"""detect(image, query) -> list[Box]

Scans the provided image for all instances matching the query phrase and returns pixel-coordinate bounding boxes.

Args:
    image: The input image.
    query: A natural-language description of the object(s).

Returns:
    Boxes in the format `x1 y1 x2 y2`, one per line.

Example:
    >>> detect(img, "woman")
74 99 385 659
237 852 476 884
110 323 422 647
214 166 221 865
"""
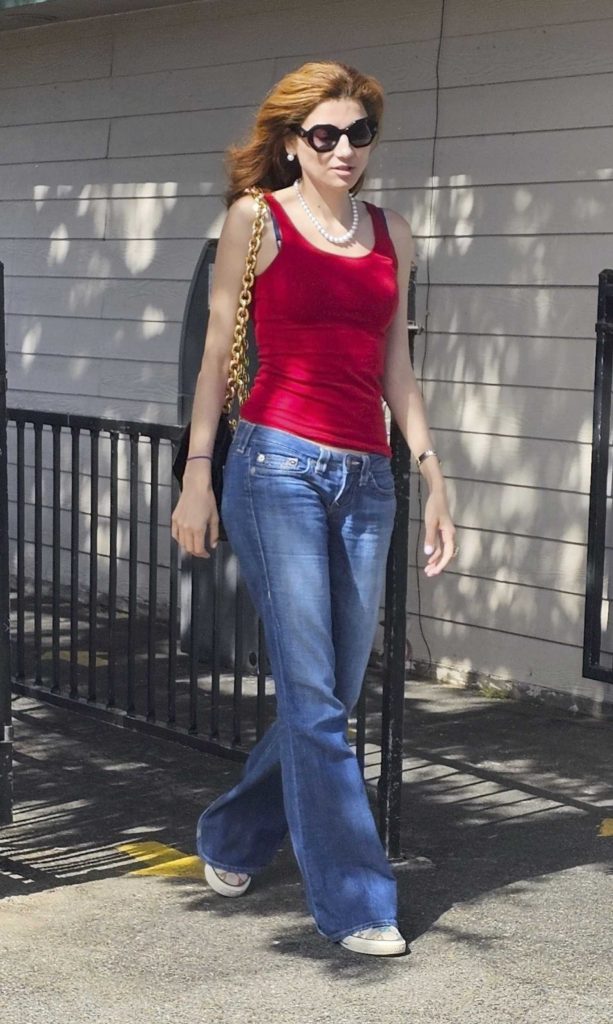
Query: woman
171 61 456 957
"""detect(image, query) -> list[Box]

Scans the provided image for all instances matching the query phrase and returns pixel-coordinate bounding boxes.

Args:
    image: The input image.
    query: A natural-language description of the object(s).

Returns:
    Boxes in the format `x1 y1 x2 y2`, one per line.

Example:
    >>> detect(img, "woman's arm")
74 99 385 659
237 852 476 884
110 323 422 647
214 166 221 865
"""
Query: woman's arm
381 208 456 576
171 194 262 558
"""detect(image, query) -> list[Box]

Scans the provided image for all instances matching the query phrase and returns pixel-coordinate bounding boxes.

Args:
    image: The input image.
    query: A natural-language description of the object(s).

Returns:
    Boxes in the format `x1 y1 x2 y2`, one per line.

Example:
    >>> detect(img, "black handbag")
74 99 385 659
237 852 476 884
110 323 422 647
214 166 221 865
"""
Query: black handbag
172 187 267 538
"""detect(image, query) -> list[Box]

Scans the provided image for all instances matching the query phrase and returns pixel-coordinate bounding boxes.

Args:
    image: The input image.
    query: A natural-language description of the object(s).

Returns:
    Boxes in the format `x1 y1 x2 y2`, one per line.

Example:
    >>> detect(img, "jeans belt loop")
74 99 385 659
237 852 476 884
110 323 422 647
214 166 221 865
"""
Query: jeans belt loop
359 454 371 485
315 447 330 474
235 419 256 453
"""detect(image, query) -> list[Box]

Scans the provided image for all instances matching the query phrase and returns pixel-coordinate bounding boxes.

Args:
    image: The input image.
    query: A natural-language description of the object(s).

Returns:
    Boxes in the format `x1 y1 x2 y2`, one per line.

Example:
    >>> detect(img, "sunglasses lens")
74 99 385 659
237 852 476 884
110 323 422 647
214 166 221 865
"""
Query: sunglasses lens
349 120 376 147
310 126 339 152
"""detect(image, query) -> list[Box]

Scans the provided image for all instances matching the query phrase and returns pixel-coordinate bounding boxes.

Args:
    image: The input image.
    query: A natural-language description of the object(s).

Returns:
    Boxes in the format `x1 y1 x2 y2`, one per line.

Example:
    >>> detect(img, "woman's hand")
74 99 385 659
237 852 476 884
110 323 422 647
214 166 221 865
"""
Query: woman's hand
171 470 220 558
422 490 457 577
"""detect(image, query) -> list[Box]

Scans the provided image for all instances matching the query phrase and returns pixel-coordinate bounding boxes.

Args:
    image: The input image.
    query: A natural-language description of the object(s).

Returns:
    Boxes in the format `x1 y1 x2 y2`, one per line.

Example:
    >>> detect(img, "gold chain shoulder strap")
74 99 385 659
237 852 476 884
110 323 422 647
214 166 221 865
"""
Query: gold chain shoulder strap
223 186 267 424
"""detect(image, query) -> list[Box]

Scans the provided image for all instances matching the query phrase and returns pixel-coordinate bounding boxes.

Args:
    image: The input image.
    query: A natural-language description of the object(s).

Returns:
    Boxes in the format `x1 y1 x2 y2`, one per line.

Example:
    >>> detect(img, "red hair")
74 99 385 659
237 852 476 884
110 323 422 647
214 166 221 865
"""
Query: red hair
224 61 384 207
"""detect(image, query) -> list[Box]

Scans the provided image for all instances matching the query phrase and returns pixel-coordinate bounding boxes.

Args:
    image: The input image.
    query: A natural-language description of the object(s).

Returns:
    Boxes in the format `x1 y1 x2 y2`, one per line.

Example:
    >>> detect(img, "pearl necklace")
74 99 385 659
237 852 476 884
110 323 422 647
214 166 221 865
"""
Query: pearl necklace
293 178 359 245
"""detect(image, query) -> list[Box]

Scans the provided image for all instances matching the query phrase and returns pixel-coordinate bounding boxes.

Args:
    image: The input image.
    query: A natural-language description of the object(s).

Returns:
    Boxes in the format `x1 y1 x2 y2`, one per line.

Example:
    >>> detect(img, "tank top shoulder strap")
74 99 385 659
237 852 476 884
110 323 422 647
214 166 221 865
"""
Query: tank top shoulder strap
263 192 295 238
363 200 398 267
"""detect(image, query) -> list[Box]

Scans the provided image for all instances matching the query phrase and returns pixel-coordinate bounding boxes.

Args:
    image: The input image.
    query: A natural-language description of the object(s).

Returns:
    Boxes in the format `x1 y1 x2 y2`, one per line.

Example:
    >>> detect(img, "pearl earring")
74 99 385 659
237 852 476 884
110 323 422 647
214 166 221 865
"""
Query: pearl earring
286 153 295 162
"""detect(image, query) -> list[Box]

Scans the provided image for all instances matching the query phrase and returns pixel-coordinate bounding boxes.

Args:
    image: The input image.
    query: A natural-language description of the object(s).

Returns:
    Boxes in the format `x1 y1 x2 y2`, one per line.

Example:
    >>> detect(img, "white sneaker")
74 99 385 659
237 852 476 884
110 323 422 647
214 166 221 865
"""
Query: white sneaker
340 925 407 956
204 862 252 897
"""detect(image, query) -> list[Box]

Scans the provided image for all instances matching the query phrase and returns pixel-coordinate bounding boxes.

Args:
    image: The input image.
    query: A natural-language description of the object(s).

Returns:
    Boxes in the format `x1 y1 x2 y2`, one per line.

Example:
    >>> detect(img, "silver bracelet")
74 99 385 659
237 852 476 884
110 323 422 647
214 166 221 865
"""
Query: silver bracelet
416 448 440 468
186 454 213 462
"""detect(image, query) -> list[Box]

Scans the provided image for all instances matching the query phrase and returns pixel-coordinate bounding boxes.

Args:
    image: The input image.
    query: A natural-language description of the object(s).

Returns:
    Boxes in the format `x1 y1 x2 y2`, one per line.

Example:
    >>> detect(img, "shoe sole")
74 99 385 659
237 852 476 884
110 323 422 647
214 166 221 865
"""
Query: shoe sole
340 934 407 956
204 862 251 897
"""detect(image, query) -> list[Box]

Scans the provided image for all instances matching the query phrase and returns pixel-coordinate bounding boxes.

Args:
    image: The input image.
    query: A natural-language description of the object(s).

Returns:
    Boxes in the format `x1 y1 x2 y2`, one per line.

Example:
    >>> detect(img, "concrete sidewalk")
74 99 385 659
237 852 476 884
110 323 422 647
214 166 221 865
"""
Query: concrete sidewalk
0 681 612 1024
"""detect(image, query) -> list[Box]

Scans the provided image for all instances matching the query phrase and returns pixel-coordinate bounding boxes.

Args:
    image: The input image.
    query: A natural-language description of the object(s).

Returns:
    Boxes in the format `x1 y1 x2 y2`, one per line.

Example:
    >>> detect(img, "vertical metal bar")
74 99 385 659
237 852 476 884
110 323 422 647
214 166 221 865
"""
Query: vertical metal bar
16 420 24 679
70 426 80 698
0 261 13 824
33 422 43 684
107 431 118 708
377 268 417 858
210 553 221 739
256 618 267 741
146 437 159 722
355 688 366 772
88 429 99 702
51 425 61 693
167 469 179 727
583 268 613 675
188 557 199 733
127 432 138 715
232 568 244 746
378 420 411 859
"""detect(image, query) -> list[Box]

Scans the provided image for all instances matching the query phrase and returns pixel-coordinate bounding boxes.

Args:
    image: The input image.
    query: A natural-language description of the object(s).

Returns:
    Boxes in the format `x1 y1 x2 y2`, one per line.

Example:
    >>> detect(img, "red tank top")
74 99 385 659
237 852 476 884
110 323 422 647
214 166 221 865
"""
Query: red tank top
239 191 399 456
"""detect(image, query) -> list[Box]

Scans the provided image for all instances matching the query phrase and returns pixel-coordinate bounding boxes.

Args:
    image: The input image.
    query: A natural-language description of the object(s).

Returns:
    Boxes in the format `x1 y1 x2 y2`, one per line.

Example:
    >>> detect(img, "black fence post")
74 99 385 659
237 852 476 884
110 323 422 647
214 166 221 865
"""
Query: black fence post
0 262 13 825
583 269 613 682
378 265 419 859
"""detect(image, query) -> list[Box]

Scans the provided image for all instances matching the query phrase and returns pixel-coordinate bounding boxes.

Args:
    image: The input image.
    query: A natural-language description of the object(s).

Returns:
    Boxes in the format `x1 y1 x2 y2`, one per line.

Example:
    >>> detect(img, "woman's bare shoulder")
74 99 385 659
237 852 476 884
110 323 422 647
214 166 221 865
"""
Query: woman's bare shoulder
378 206 413 242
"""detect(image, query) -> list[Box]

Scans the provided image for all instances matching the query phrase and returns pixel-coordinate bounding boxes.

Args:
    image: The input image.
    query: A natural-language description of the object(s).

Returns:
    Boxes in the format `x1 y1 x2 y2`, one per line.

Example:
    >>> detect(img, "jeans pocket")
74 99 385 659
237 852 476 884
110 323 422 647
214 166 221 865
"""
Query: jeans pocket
368 467 396 498
250 449 312 476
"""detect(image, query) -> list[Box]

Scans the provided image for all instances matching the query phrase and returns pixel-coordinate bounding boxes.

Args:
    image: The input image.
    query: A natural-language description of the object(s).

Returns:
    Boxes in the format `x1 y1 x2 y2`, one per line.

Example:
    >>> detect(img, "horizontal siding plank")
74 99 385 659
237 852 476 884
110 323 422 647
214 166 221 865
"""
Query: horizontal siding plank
0 153 224 202
430 128 613 187
1 195 223 242
0 120 109 167
415 334 595 391
366 181 613 239
438 73 613 137
1 198 108 241
408 527 587 595
0 59 275 127
419 429 591 493
6 390 176 422
439 19 613 88
105 194 223 240
425 236 613 288
109 106 256 160
407 572 585 647
6 353 177 404
111 0 441 77
0 23 112 88
408 619 596 702
277 38 440 93
6 315 183 364
421 380 594 444
445 0 613 35
2 238 204 280
5 277 189 323
416 284 596 338
408 476 590 544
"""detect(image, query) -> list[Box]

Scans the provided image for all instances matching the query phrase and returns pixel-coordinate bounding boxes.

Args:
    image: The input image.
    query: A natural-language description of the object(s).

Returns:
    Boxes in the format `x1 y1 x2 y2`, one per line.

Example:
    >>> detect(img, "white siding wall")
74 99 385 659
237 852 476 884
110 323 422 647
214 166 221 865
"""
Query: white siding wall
1 0 612 706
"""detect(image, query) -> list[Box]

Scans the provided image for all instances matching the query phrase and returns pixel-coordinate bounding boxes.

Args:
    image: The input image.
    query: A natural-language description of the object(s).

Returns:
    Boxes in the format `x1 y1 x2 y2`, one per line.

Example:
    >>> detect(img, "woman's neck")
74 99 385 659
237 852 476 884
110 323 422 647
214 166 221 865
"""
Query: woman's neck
295 176 354 226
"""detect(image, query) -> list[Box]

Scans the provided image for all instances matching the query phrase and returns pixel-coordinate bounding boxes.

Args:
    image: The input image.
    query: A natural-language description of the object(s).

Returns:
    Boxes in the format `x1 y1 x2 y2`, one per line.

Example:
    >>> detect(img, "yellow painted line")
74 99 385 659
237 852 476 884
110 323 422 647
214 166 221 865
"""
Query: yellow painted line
41 650 108 667
598 818 613 837
117 841 204 879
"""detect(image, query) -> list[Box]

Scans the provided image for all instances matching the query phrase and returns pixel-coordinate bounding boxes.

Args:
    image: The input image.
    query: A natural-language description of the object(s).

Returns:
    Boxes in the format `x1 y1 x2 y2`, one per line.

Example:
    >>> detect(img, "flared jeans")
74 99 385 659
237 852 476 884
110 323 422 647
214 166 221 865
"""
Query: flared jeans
196 419 398 941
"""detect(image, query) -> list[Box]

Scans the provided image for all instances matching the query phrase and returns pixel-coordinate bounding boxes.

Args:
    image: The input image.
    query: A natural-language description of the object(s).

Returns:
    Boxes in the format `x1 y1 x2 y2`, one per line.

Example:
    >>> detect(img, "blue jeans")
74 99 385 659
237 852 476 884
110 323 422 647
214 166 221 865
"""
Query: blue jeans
196 419 398 941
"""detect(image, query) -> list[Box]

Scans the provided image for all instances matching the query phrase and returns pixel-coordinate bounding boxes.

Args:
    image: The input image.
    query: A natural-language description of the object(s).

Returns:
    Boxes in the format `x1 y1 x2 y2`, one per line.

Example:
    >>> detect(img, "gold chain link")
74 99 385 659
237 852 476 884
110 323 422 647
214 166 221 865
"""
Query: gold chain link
223 187 267 426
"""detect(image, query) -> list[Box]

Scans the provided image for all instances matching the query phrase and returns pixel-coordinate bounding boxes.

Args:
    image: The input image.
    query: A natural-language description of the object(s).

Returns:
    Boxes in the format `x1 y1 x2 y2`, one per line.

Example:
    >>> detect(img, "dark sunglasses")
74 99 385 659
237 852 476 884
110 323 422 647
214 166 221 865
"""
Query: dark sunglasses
291 116 378 153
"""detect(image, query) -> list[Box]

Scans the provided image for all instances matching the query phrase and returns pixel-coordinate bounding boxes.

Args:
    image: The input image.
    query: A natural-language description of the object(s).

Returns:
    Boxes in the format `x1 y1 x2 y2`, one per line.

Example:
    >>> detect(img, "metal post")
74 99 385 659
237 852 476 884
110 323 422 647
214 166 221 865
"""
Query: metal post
378 264 419 858
0 262 13 824
583 269 613 681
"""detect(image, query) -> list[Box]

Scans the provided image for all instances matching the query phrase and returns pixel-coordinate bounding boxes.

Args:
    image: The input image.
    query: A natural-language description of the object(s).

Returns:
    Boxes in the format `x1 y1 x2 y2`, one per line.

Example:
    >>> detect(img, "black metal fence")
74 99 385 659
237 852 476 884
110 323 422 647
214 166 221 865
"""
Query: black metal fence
584 268 613 683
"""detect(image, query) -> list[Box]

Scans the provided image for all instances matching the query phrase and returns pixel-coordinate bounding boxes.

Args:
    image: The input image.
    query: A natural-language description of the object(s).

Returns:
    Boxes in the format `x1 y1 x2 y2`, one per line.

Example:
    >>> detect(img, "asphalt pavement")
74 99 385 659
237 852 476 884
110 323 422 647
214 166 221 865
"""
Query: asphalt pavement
1 680 612 1024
